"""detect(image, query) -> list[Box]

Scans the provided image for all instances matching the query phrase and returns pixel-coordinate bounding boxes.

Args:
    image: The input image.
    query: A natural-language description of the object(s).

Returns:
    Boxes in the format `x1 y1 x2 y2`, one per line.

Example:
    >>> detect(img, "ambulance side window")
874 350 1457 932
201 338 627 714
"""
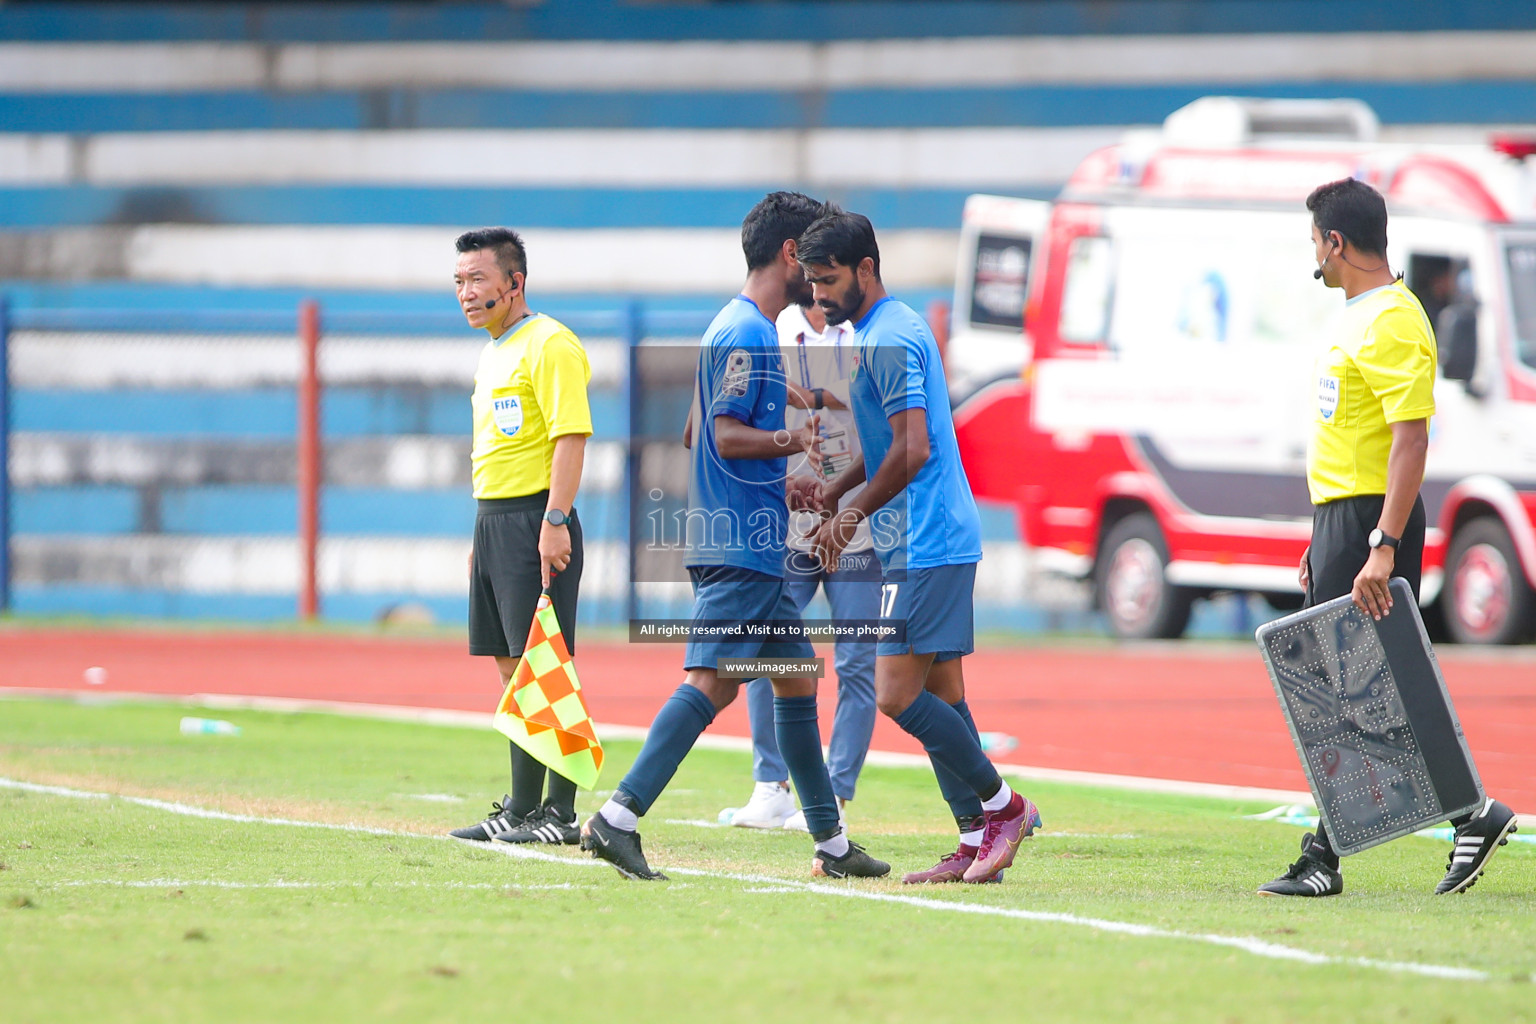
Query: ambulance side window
1506 242 1536 371
1405 253 1469 331
969 233 1032 330
1059 235 1114 344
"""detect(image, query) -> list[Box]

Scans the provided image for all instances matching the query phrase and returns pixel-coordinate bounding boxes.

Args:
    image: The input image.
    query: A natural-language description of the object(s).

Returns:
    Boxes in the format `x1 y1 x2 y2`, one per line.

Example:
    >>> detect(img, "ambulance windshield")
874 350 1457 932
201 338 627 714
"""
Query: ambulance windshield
1508 241 1536 371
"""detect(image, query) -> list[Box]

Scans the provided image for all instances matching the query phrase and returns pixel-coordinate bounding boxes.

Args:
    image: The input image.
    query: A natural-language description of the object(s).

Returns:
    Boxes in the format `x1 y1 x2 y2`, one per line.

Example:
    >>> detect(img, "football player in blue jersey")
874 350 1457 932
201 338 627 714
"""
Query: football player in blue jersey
799 208 1041 884
581 193 890 881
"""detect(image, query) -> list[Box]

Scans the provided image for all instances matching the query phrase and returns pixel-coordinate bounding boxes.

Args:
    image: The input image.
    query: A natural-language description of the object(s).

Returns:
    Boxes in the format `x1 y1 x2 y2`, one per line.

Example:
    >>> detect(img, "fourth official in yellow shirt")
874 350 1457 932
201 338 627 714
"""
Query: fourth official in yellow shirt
1258 178 1516 901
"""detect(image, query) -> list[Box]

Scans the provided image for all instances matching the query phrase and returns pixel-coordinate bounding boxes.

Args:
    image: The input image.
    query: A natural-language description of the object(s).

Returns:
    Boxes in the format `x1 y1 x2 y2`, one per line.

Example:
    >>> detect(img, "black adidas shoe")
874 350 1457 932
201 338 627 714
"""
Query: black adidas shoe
1257 833 1342 897
580 813 667 881
811 840 891 879
1436 798 1517 895
494 804 580 846
449 795 526 842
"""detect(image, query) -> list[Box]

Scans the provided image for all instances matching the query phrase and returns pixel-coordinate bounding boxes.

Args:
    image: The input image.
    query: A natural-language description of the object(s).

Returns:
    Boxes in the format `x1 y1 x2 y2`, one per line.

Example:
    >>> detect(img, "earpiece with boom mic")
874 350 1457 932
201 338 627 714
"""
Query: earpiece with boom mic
483 277 520 310
1314 234 1339 280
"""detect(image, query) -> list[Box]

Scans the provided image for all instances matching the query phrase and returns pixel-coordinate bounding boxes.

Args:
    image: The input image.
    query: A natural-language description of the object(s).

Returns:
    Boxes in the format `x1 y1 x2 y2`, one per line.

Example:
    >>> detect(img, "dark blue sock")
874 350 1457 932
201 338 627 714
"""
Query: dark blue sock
930 699 986 824
614 684 716 817
893 690 1001 802
773 694 840 840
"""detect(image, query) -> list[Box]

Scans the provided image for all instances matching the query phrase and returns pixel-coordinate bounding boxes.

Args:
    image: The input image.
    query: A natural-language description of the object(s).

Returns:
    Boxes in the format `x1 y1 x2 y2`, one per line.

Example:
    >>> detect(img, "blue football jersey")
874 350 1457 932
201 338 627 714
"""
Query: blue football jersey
848 296 982 572
685 295 791 576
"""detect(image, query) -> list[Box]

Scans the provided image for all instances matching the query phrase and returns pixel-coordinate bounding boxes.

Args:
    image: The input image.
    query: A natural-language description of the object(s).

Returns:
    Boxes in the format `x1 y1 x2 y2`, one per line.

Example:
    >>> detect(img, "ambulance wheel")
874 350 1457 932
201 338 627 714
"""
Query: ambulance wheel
1096 513 1193 640
1444 517 1536 645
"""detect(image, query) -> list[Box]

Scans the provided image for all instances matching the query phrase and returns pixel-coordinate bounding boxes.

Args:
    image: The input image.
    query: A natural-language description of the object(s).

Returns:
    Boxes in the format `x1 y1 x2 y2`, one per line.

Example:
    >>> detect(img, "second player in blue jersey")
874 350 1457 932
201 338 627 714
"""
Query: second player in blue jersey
798 208 1042 885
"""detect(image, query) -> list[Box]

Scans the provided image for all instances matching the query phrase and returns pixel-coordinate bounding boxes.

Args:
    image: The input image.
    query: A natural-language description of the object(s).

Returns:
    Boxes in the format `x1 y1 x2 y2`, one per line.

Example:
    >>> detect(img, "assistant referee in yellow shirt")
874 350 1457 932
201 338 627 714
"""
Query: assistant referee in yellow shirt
448 227 593 846
1258 179 1515 898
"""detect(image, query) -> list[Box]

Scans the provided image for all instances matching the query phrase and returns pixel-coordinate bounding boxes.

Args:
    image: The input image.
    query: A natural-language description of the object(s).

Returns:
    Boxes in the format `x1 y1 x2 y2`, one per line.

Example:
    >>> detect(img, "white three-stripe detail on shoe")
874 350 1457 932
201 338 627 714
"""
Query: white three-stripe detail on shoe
1303 873 1328 894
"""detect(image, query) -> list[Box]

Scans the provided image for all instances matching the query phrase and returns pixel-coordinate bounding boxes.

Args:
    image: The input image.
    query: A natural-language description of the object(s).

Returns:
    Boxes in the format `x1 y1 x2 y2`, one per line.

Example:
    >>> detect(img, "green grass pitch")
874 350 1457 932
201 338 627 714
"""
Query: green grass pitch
2 695 1534 1023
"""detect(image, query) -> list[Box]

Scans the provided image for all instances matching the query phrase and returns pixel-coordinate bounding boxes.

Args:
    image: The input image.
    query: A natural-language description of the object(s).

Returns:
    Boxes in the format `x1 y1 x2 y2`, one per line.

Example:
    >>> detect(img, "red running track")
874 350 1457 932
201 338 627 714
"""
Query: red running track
3 628 1534 810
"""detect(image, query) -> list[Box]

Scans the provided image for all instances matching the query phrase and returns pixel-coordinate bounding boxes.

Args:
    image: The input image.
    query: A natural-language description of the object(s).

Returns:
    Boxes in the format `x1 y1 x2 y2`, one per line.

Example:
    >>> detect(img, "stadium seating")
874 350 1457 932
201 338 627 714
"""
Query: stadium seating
3 0 1533 627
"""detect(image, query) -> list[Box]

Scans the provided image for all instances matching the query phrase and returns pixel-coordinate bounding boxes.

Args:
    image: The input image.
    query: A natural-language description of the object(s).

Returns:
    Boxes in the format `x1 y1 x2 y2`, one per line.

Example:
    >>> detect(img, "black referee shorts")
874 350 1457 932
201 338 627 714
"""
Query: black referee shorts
469 491 583 658
1304 493 1426 609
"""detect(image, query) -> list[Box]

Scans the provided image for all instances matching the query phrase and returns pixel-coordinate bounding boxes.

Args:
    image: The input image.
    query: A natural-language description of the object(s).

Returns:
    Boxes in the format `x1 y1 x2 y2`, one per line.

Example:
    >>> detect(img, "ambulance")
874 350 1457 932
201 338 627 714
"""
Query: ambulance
951 97 1536 644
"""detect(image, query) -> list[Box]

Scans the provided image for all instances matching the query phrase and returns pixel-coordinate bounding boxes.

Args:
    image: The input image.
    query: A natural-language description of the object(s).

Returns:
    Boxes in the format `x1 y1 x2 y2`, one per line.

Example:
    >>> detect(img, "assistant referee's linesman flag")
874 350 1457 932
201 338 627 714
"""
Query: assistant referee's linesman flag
492 595 604 790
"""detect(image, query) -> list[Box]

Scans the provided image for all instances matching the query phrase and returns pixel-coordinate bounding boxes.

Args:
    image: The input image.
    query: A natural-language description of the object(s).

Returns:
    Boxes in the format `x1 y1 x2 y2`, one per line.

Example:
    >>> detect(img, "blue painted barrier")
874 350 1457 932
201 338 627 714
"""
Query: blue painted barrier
3 81 1533 132
11 388 627 438
3 1 1528 43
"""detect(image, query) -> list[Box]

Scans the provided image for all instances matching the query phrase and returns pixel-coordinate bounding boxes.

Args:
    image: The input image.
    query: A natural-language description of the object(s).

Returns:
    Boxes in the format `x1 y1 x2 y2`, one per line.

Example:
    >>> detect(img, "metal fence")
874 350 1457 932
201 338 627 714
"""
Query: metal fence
4 299 1243 637
0 300 705 630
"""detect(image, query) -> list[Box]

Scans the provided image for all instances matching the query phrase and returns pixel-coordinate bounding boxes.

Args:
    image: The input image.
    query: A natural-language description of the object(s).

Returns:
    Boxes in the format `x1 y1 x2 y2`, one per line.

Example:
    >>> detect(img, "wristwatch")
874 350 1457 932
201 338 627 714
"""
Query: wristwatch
1368 528 1399 551
544 508 570 527
811 387 825 410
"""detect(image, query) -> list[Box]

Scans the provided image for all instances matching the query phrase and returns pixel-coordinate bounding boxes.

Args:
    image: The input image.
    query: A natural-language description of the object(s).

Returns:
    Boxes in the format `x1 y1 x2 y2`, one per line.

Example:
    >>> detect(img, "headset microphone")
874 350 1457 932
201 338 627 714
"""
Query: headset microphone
483 279 518 310
1313 247 1335 281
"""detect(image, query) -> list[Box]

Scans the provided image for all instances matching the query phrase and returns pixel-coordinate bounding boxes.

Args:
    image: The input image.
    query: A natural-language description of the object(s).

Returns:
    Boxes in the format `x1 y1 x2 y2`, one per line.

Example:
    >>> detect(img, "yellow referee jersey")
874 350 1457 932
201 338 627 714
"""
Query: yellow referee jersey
470 314 593 499
1307 279 1437 505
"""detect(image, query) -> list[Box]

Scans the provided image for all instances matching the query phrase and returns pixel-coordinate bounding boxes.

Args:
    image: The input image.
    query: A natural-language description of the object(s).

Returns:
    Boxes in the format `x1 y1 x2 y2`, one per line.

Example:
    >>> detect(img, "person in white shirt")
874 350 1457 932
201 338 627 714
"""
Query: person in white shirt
722 301 881 830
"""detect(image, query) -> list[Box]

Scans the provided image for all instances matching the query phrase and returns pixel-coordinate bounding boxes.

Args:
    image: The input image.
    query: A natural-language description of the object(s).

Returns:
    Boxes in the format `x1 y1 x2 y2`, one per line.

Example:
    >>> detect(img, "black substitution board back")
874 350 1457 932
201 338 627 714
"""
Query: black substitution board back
1255 578 1483 856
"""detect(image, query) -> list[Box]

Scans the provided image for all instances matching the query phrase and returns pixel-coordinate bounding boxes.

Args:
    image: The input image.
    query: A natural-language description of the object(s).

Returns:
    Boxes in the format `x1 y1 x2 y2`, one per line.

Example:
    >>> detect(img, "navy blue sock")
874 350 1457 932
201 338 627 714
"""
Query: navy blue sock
893 690 1002 802
614 684 717 817
930 699 986 825
773 694 840 839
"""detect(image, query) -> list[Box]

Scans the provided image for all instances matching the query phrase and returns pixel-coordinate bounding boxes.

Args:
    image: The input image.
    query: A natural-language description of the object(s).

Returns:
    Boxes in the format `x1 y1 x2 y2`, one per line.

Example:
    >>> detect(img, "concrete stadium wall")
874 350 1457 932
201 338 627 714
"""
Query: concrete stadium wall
2 25 1533 290
1 1 1531 634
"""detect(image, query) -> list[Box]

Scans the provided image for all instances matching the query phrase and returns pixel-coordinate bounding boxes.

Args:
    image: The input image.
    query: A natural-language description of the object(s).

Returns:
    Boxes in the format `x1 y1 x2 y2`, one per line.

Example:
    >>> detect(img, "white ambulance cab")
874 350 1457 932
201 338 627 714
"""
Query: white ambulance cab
952 97 1536 644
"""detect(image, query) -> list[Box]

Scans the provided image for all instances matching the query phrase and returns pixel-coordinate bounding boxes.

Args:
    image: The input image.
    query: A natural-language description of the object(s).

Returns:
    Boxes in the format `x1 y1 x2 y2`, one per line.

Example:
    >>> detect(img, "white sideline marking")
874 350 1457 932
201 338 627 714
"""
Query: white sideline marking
1 776 1498 983
45 879 577 891
1246 804 1536 847
0 688 1317 805
0 777 403 834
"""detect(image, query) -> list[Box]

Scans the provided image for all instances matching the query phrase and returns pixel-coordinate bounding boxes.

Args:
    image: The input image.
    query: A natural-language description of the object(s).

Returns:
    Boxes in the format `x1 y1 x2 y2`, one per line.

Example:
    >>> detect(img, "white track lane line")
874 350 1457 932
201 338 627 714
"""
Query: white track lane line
1 776 1497 983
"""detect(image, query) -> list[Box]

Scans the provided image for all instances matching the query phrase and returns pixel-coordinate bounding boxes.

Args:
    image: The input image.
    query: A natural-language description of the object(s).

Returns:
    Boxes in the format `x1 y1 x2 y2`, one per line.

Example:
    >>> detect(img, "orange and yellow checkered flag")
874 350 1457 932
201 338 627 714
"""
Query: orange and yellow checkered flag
492 594 604 790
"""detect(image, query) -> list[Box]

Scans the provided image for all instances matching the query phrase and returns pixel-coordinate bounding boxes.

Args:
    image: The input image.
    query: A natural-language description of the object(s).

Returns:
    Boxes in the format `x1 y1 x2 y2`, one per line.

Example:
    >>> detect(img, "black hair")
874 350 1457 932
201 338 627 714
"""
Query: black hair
741 191 825 271
1306 178 1388 257
455 227 527 282
795 206 881 281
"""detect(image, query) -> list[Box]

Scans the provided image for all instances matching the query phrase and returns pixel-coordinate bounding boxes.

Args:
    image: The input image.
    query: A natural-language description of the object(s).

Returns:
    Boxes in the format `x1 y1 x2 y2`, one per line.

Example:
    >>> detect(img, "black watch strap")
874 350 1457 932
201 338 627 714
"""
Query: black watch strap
811 387 825 410
1369 528 1399 551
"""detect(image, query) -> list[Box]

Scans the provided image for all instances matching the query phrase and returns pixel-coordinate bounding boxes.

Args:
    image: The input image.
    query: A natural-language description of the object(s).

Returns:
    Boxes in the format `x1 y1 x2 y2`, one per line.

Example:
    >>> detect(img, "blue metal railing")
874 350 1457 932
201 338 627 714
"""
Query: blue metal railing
0 298 10 612
0 298 716 623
